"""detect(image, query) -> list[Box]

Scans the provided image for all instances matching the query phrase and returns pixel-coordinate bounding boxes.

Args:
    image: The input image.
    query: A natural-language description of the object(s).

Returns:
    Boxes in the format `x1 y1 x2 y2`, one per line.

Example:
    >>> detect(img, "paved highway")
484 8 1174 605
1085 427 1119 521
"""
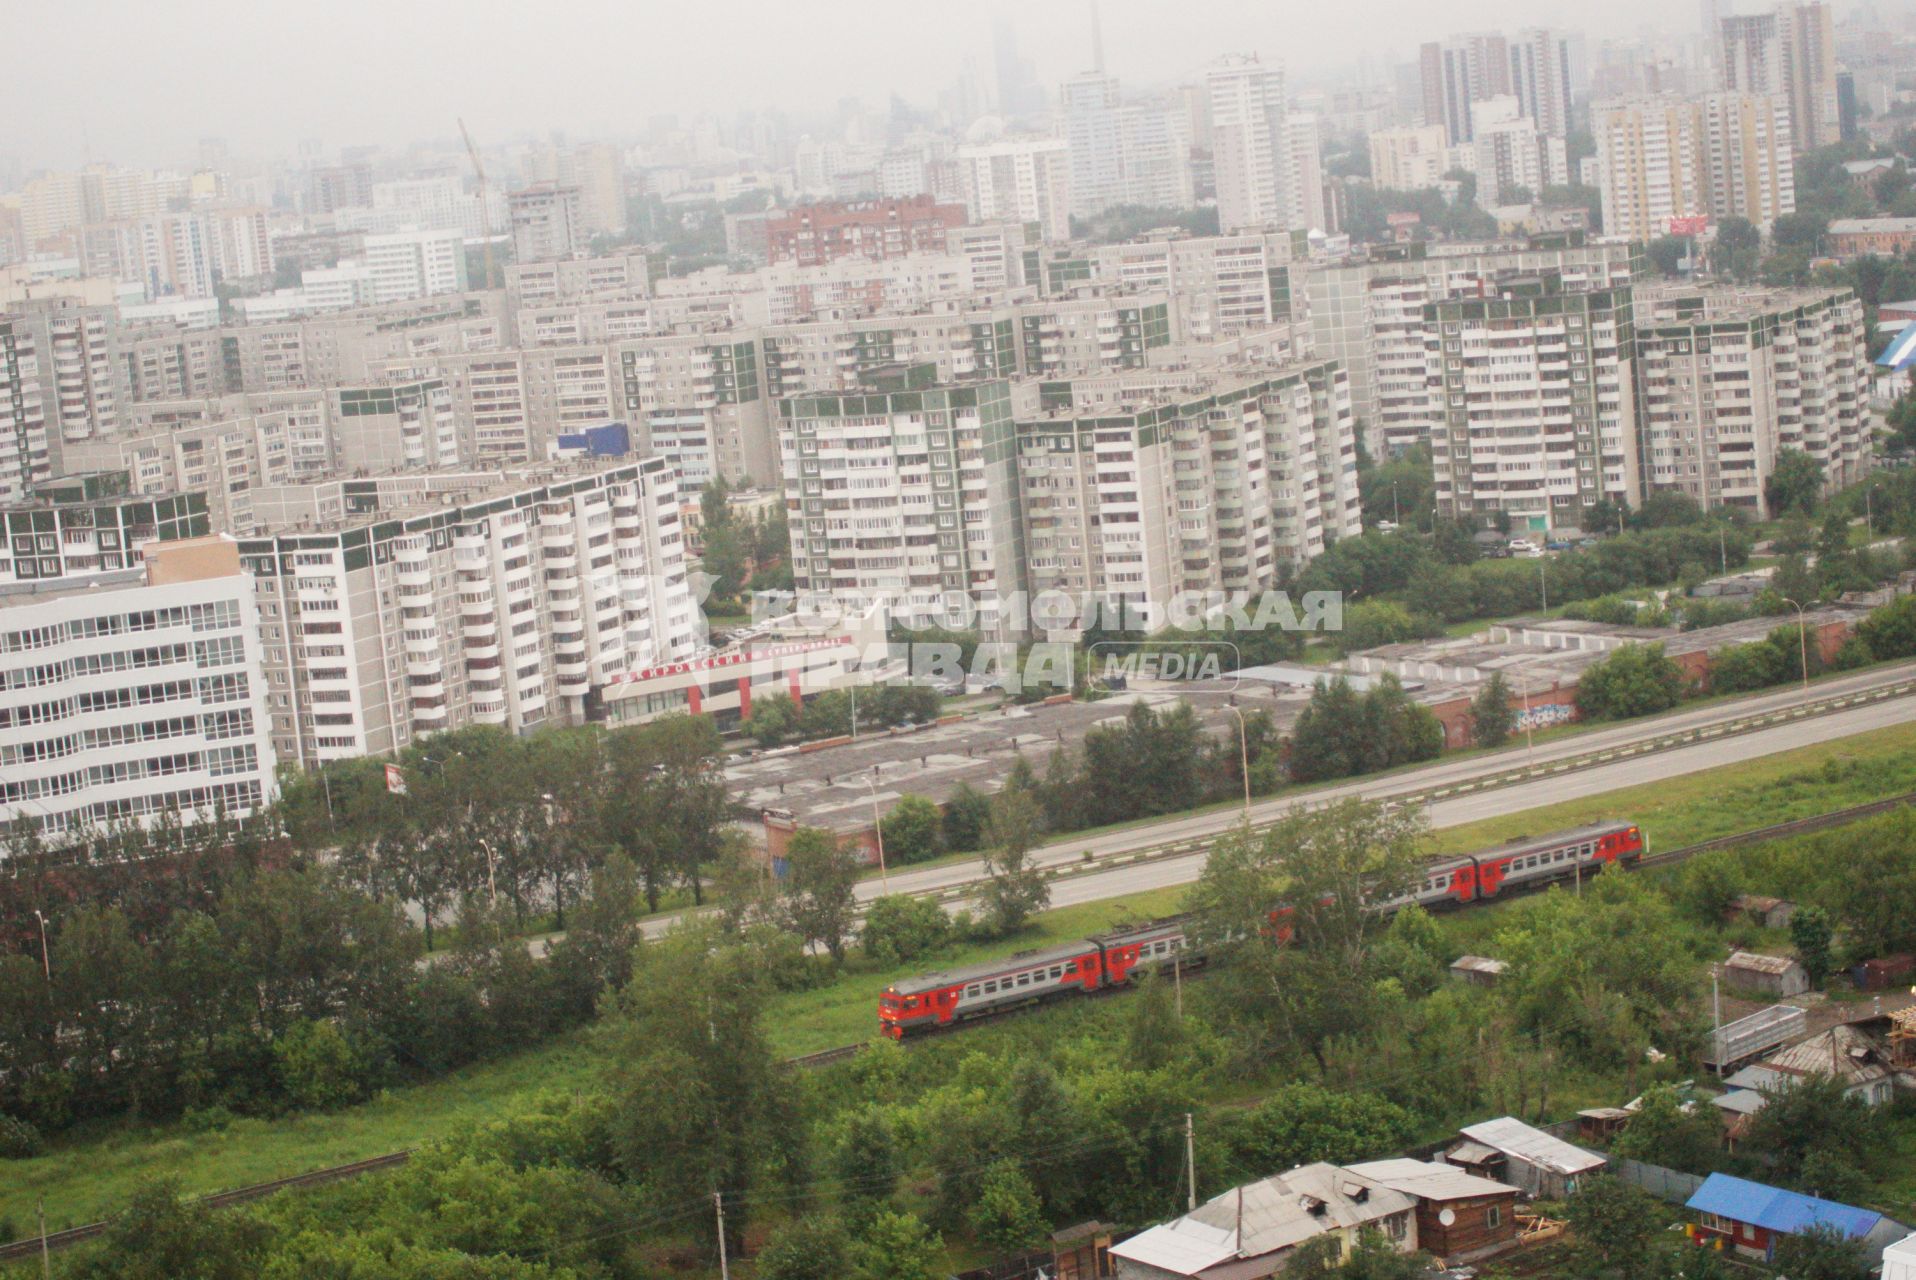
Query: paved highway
620 660 1916 941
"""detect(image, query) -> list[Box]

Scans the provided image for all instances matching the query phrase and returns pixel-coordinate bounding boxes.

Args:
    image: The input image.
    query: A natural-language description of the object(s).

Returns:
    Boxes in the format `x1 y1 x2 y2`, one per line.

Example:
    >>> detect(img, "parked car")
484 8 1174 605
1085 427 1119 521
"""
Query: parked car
1508 538 1543 557
1545 539 1573 552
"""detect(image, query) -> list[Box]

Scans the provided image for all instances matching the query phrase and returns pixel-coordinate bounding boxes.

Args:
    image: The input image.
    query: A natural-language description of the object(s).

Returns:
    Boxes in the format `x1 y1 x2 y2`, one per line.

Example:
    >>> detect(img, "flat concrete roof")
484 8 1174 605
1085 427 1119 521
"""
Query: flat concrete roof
728 689 1298 838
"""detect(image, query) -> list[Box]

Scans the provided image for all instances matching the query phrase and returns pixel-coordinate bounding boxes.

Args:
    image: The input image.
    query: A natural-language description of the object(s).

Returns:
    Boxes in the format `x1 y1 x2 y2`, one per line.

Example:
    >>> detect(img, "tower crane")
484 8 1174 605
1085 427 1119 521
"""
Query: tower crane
458 118 496 289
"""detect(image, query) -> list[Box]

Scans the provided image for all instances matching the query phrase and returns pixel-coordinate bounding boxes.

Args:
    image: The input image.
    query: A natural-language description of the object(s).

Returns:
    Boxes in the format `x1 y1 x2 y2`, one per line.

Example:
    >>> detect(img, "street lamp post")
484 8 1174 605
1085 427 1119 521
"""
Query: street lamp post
475 837 499 910
1224 705 1252 824
1782 597 1811 694
865 775 890 892
30 909 49 982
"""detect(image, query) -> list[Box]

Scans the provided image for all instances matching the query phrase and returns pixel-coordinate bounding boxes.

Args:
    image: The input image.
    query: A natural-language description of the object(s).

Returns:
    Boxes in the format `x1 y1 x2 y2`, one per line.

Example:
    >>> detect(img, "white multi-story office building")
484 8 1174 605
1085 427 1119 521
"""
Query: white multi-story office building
1636 285 1868 513
237 459 696 768
0 534 279 844
955 135 1071 242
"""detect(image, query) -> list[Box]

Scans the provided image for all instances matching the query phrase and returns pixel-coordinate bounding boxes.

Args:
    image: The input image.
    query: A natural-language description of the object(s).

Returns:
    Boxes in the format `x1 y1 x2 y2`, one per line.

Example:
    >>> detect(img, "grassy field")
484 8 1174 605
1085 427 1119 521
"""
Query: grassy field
10 718 1916 1233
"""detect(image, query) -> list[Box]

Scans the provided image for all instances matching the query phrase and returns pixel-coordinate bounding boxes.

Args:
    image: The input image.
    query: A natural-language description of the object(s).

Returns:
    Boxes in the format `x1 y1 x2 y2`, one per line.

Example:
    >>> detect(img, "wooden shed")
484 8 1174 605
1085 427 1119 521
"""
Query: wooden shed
1721 951 1810 998
1348 1159 1521 1263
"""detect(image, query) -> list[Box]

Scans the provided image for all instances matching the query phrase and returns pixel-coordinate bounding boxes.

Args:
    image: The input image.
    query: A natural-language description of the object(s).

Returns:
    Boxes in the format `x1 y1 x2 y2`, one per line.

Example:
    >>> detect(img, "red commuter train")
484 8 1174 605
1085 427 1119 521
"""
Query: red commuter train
877 821 1645 1039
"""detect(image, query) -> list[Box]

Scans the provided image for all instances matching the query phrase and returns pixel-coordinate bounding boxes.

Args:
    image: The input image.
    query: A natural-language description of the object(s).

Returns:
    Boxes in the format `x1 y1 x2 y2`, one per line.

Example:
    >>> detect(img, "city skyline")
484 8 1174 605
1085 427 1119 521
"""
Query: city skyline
13 0 1715 172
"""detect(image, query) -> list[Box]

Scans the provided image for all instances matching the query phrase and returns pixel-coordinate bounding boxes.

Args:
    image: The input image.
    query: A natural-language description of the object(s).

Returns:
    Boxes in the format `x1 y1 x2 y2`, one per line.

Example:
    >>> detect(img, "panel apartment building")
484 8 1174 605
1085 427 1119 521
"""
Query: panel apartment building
235 459 697 769
1304 235 1641 459
1427 273 1641 534
1016 362 1362 622
0 535 279 843
1635 285 1869 514
779 371 1032 633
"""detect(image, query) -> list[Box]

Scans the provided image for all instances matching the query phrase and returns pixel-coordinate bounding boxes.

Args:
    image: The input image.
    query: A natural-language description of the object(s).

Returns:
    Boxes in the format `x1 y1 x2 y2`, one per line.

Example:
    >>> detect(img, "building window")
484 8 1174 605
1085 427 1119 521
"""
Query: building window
1486 1204 1502 1230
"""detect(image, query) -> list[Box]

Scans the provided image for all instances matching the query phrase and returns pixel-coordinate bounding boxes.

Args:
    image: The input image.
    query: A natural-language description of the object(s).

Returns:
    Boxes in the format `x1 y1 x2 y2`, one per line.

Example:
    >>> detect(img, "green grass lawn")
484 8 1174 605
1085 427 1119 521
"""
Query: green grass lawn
12 717 1916 1234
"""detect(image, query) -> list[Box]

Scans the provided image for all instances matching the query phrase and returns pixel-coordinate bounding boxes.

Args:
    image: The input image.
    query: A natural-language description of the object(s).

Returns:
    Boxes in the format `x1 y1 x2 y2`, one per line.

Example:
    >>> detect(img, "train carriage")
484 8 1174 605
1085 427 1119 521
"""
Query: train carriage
879 939 1102 1039
876 820 1646 1039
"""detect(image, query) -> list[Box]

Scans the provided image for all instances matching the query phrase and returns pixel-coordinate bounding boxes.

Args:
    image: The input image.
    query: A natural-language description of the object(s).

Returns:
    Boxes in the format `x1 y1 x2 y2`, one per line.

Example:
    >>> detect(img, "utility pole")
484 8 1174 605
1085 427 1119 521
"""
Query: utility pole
37 1202 50 1280
1711 965 1723 1075
714 1192 730 1280
1184 1113 1198 1212
1174 952 1183 1018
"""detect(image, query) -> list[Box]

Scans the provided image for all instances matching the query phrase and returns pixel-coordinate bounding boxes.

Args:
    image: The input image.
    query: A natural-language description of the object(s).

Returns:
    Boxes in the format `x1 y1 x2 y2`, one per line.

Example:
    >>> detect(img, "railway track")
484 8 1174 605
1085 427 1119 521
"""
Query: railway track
8 788 1915 1262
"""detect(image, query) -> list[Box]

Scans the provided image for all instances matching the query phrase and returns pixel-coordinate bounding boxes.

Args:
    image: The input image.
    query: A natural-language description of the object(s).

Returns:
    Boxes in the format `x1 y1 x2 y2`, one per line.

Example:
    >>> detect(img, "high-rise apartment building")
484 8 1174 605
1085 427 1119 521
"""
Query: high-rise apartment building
954 136 1072 242
1303 236 1640 459
1510 29 1575 138
1208 56 1323 232
1470 101 1570 206
0 317 51 505
1060 73 1196 218
1369 125 1451 191
1720 3 1839 152
236 459 696 768
763 196 968 266
362 228 469 304
1428 274 1641 533
1636 286 1868 513
1420 33 1514 144
779 373 1030 631
508 184 586 263
0 470 209 586
1016 363 1361 618
1592 93 1794 241
0 535 279 844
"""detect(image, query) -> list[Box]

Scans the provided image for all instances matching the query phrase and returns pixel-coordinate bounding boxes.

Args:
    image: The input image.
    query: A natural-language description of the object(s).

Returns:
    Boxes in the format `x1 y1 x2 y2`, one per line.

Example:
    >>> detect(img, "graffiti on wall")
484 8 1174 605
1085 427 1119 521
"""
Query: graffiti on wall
1515 702 1575 732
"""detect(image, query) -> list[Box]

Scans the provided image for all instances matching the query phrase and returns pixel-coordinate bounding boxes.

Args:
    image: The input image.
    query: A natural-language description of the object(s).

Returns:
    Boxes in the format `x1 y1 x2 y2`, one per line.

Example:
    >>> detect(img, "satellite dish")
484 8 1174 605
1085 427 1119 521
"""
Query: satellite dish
1438 1209 1457 1227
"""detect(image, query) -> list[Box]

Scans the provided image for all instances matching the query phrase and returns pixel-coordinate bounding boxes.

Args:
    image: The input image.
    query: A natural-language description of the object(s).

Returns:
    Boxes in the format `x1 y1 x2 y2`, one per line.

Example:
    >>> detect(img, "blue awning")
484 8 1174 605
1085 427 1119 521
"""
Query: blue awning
1878 321 1916 369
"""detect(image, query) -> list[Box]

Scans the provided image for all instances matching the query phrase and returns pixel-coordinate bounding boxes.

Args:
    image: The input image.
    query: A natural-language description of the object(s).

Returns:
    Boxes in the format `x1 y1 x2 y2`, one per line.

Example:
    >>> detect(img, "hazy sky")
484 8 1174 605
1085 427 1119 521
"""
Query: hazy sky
9 0 1687 172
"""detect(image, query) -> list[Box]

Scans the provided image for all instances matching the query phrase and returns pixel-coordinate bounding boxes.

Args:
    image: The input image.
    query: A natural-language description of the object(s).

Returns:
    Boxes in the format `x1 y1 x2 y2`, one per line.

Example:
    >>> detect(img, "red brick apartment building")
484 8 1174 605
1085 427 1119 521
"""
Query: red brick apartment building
765 195 967 266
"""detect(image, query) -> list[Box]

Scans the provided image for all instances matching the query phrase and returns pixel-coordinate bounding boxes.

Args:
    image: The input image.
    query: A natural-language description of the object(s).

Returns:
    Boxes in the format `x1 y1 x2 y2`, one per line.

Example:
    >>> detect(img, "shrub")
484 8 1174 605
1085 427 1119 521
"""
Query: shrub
272 1020 367 1112
0 1113 43 1159
862 894 951 967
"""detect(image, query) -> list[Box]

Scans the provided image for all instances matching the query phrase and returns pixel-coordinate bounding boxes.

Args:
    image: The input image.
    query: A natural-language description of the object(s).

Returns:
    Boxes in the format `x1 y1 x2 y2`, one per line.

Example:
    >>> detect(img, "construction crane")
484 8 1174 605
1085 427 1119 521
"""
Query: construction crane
458 117 496 289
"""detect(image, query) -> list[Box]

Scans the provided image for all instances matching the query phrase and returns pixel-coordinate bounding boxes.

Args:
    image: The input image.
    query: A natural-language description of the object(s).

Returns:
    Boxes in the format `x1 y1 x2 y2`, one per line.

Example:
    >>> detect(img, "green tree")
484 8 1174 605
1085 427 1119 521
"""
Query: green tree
1859 594 1916 660
742 691 802 747
879 795 944 866
970 1162 1047 1256
271 1019 367 1111
782 827 861 963
1790 905 1836 988
1563 1175 1660 1278
1767 448 1826 517
1189 799 1426 1070
756 1215 853 1280
1772 1223 1872 1280
861 893 950 966
1746 1074 1885 1187
1470 672 1513 748
1575 643 1687 720
1646 235 1688 278
980 780 1051 936
699 478 748 603
832 1108 901 1226
1224 1082 1417 1170
72 1180 271 1280
604 927 803 1256
941 782 993 851
1610 1084 1720 1174
852 1211 947 1280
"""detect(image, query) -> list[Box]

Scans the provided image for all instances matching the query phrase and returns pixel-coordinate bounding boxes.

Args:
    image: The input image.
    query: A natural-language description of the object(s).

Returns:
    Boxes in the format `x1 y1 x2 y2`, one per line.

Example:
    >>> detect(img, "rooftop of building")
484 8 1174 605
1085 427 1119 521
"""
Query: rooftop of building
1635 282 1859 324
728 687 1300 839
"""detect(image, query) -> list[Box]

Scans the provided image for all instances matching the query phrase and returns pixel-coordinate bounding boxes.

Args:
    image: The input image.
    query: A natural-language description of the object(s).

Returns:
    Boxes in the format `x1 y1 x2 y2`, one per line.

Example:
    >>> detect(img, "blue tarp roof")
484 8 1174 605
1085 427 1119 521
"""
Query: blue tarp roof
1878 321 1916 369
1686 1173 1883 1238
